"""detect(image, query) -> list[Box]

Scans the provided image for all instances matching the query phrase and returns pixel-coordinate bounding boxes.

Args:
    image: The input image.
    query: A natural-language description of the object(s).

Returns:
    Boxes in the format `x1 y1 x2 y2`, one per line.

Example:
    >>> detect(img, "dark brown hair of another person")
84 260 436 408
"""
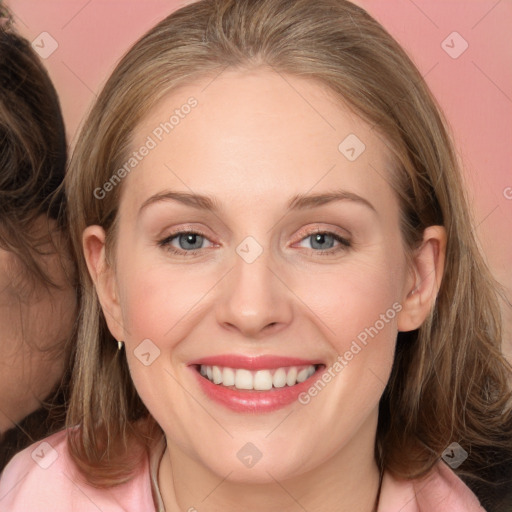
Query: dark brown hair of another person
0 3 75 471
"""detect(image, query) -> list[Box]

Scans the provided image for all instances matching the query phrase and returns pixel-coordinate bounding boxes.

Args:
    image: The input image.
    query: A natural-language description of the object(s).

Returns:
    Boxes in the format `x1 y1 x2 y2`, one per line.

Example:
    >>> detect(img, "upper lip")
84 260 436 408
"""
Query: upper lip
188 354 324 371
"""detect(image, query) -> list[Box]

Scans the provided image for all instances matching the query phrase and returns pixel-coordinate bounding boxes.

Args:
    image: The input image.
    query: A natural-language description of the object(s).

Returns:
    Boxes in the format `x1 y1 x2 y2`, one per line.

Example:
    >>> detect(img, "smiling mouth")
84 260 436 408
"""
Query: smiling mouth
194 364 324 391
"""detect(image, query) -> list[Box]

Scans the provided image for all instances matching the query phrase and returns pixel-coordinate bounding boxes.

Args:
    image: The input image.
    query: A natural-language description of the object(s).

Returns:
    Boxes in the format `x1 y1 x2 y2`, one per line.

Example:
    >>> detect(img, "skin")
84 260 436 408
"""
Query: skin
0 216 76 434
84 68 446 512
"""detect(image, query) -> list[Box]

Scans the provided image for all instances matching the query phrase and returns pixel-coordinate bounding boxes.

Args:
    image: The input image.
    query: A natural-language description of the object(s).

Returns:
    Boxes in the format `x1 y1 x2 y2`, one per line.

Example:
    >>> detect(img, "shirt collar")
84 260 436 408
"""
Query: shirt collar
148 433 167 512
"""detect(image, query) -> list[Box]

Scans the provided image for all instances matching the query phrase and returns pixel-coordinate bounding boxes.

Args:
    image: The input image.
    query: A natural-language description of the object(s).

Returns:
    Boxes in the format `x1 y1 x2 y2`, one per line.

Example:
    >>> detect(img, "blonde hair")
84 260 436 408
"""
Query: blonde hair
65 0 512 506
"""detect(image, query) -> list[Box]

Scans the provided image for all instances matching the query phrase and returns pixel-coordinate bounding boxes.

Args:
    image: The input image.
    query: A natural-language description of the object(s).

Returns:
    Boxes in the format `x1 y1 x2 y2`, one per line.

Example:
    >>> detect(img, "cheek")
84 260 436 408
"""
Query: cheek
298 260 402 345
291 256 403 410
116 255 217 345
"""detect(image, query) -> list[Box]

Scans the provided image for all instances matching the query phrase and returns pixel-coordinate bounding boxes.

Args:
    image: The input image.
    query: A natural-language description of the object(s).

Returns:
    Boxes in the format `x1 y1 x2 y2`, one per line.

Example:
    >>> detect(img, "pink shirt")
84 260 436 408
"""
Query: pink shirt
0 429 486 511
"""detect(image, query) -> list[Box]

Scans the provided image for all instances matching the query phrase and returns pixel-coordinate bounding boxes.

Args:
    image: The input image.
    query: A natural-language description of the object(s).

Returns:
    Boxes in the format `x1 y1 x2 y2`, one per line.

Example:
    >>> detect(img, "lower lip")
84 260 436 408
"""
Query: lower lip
190 365 324 413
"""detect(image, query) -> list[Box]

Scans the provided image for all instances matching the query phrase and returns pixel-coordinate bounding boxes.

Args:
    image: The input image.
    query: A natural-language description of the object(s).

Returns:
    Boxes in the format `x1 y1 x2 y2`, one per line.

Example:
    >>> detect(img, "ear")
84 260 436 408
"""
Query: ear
82 225 125 342
396 225 447 332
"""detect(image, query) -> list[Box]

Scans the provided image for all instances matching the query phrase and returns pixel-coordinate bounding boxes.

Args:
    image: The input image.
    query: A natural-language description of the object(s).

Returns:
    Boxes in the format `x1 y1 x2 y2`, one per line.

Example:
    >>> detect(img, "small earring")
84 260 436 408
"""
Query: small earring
117 340 124 351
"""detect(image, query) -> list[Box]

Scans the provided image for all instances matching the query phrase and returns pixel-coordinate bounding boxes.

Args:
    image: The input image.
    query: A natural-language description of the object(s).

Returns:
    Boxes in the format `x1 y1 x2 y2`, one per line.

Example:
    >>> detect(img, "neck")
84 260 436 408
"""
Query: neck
158 412 381 512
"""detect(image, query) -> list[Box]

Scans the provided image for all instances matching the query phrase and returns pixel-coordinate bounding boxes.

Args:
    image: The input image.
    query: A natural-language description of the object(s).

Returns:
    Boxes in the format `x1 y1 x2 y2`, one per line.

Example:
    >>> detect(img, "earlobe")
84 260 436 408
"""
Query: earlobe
396 225 447 332
82 225 125 341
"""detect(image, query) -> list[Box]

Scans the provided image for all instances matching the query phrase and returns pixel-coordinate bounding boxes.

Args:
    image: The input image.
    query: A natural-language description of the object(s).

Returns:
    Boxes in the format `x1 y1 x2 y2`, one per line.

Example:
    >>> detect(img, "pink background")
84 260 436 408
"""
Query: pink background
6 0 512 355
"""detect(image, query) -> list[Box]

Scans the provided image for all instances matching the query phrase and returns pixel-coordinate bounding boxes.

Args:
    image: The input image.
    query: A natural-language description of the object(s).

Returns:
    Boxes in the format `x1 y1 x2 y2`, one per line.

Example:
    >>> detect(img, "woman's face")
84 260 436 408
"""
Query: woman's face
87 68 442 483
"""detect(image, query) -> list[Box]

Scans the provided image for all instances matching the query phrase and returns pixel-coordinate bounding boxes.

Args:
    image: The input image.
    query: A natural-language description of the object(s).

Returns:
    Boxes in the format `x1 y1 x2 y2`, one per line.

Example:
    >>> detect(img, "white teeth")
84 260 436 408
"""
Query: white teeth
212 366 222 384
286 367 297 386
199 364 317 390
272 368 287 388
296 368 309 383
235 369 253 390
254 370 273 391
223 367 235 386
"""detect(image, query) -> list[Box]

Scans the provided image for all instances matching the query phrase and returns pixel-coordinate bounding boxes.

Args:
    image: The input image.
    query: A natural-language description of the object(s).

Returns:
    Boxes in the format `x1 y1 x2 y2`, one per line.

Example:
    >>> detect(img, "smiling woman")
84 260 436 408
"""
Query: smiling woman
0 0 511 511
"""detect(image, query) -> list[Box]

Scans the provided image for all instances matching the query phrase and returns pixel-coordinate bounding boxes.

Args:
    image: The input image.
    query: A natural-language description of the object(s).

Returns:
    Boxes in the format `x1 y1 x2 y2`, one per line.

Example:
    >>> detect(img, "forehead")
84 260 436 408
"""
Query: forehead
120 68 398 221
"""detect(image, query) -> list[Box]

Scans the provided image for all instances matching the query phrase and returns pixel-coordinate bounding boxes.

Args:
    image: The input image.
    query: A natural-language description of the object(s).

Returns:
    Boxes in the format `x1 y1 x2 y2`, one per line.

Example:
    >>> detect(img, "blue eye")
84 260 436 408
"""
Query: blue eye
158 231 211 255
297 231 351 254
157 229 351 257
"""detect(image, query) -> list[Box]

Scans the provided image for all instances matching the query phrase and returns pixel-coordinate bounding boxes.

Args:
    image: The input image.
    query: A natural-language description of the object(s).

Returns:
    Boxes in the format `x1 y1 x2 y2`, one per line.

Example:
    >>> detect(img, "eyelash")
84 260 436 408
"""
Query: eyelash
157 227 351 257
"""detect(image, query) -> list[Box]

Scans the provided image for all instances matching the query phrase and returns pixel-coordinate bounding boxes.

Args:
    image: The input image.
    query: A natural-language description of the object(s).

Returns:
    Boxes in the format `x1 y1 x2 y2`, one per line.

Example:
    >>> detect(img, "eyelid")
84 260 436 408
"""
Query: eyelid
161 225 211 240
158 225 214 248
292 224 350 244
157 224 352 256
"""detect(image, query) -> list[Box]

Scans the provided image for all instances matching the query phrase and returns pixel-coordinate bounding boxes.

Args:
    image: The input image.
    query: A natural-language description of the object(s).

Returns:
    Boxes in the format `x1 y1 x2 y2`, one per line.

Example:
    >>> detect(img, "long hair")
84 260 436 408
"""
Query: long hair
0 1 76 470
0 2 69 289
65 0 512 508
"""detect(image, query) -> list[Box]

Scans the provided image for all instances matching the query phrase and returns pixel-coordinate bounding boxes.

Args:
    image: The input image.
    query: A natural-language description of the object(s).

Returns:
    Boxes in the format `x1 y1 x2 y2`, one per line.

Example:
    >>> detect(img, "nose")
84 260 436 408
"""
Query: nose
215 243 293 339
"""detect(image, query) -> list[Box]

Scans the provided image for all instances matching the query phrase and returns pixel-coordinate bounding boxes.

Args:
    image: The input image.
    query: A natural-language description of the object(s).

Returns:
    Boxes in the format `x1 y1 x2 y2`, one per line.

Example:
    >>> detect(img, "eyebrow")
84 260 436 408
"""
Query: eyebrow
138 188 377 216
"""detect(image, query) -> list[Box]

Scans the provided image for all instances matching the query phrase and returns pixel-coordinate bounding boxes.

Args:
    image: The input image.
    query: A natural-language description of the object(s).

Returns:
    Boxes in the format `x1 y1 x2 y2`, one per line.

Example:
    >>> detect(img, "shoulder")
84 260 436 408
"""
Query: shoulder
378 460 486 512
0 429 155 512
